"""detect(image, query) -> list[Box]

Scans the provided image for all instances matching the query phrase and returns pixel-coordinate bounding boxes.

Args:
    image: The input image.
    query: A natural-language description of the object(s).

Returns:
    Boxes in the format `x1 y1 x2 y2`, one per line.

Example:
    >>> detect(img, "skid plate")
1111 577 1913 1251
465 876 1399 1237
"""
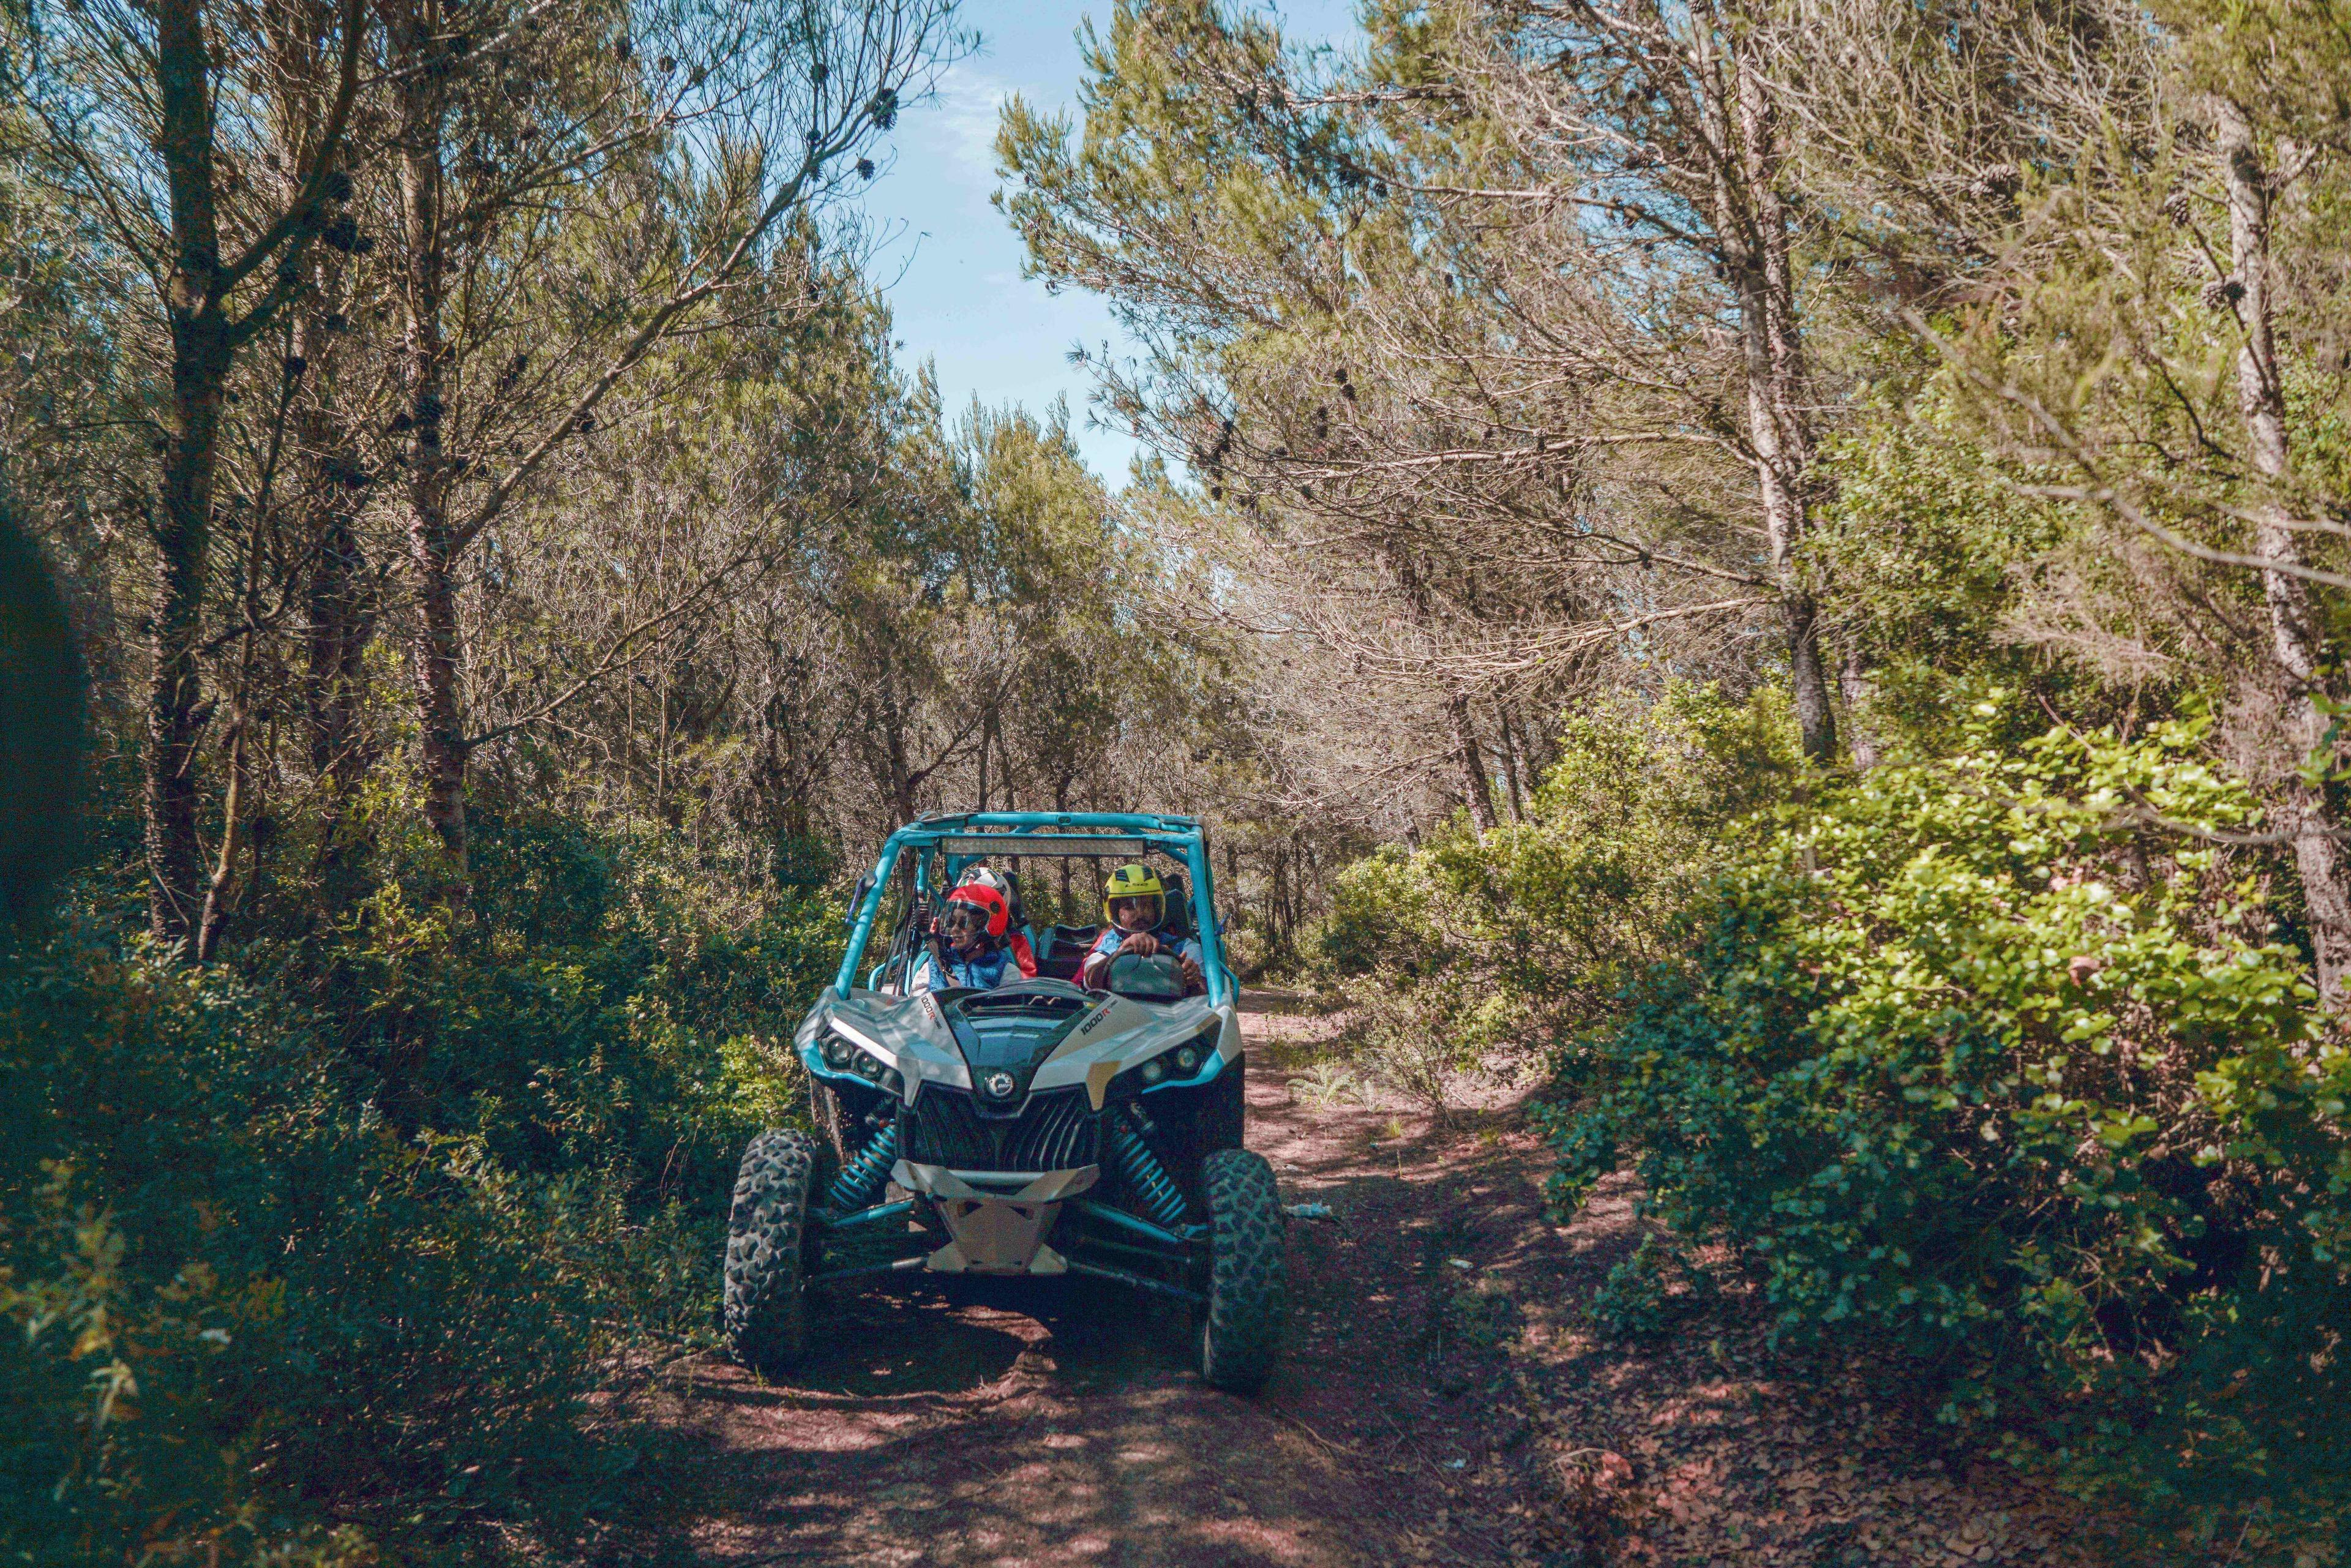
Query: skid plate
891 1160 1098 1274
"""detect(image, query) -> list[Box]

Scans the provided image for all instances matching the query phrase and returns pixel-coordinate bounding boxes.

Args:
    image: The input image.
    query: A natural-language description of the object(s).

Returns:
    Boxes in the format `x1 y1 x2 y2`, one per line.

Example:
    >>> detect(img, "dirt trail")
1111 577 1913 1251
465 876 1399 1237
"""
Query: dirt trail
637 993 2095 1567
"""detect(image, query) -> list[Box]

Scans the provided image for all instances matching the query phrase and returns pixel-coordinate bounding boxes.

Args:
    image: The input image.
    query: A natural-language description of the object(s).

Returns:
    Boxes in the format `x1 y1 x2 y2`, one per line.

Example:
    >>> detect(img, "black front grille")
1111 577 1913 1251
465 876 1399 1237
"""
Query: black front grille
904 1086 1100 1171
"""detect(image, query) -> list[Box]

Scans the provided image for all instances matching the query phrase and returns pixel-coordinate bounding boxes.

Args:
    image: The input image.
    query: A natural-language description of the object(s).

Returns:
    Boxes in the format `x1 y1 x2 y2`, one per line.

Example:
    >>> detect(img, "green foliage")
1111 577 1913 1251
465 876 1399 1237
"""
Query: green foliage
1547 707 2350 1546
996 0 1345 360
1427 1277 1520 1357
1334 974 1487 1116
1589 1235 1711 1342
1319 683 1801 1045
0 808 842 1567
1814 396 2090 748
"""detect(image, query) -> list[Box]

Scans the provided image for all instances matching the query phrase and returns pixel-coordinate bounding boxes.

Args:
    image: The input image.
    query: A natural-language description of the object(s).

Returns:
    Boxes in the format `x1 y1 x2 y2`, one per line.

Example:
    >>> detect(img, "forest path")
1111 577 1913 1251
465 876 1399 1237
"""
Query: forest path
631 993 2092 1567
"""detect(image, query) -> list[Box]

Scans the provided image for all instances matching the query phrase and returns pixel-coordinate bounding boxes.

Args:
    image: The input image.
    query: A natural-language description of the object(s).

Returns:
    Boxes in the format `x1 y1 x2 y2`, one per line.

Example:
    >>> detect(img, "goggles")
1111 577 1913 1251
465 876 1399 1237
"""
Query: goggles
942 901 992 936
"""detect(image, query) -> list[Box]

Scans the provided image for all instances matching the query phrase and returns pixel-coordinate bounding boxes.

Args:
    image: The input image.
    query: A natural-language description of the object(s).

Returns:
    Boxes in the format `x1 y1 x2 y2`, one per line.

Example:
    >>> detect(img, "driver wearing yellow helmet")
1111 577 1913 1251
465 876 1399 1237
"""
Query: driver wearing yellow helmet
1081 863 1205 995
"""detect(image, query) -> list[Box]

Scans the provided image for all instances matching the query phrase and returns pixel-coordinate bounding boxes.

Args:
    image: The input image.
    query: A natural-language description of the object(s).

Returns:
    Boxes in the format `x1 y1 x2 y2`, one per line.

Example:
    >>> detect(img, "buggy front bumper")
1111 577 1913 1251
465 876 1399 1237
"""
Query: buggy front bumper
891 1160 1098 1275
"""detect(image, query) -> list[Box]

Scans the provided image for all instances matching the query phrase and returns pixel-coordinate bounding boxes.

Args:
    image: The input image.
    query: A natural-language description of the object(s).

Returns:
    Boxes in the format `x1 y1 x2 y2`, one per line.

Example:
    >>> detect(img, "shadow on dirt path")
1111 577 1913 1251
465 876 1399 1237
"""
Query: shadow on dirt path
627 990 2100 1567
632 991 1526 1567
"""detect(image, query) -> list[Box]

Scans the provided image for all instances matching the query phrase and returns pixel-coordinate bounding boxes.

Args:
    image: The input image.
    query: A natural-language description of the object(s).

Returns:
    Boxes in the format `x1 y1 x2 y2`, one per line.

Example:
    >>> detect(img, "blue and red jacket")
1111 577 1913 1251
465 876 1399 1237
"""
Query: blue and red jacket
910 943 1021 993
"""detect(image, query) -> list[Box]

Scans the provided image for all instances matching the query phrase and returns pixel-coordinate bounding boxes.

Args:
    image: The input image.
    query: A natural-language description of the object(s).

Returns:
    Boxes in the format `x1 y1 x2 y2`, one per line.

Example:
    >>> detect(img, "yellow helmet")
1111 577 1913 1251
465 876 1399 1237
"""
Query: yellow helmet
1102 863 1166 929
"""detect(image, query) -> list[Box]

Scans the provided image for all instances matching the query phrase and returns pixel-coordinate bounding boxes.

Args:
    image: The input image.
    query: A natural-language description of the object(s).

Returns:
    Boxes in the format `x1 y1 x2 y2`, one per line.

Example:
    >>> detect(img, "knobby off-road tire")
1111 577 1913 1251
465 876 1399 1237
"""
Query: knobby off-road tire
724 1129 818 1374
1198 1146 1286 1393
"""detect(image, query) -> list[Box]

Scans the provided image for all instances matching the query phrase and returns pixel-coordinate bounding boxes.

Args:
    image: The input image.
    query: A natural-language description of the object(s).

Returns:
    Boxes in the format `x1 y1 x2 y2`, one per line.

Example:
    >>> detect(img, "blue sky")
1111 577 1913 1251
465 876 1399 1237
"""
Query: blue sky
846 0 1362 485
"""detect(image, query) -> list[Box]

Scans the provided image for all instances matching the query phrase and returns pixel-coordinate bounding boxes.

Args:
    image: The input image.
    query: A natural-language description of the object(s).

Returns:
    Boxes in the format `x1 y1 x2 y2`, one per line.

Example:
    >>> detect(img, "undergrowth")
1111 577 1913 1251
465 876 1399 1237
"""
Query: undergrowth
0 803 840 1567
1319 689 2350 1562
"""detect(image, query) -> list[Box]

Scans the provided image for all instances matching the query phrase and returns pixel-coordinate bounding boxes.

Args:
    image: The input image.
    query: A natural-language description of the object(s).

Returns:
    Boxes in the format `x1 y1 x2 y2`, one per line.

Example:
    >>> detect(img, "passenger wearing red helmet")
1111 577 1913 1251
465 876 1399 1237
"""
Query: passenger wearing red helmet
956 865 1037 978
909 882 1023 993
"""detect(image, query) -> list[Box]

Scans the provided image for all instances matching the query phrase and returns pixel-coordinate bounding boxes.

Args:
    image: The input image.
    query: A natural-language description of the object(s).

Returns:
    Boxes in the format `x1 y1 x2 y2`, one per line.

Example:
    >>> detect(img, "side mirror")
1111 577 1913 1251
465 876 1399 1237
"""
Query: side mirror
847 870 875 922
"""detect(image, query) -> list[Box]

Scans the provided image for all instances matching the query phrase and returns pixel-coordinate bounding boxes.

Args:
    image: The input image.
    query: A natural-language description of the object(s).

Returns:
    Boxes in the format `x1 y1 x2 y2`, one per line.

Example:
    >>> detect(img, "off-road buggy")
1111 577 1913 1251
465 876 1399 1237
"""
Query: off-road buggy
722 812 1287 1392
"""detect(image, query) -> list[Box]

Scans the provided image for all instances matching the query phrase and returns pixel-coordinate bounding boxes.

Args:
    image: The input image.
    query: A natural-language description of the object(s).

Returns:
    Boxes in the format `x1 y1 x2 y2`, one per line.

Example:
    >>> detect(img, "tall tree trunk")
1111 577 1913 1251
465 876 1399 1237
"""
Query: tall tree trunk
1494 696 1527 821
1269 844 1291 962
1222 839 1240 938
656 653 672 812
889 729 920 823
146 0 235 942
392 5 468 885
778 716 811 847
2218 100 2351 1005
305 500 369 786
749 682 818 887
149 344 225 942
195 700 250 962
300 298 373 880
1447 693 1498 833
1732 34 1837 764
197 500 269 962
1840 647 1878 770
874 672 921 825
975 706 992 811
144 0 362 942
1054 773 1076 915
775 692 814 860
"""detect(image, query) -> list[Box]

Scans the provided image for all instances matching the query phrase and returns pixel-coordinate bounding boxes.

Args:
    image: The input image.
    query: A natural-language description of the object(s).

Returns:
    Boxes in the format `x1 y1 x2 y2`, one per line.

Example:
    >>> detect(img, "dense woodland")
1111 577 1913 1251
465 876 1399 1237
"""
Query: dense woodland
4 0 2350 1562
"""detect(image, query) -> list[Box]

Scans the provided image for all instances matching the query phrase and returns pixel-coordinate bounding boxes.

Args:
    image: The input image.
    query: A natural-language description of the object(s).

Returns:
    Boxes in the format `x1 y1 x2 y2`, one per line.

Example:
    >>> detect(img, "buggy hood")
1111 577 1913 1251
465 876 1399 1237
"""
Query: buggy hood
794 980 1239 1111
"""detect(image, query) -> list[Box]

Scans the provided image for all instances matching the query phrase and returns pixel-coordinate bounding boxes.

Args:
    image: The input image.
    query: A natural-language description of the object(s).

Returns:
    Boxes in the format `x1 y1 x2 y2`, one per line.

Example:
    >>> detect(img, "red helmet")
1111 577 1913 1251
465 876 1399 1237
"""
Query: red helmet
943 882 1010 938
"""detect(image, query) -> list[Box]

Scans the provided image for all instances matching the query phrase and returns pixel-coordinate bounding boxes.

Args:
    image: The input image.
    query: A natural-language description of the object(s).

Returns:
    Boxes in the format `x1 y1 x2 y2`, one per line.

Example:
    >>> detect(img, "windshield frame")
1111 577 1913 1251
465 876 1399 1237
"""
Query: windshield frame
836 812 1234 1008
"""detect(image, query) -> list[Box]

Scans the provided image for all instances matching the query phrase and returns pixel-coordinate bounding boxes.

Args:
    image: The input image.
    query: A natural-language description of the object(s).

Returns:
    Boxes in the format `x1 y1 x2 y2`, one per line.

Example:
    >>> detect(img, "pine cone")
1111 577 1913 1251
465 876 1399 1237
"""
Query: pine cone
2201 276 2246 310
2162 189 2194 226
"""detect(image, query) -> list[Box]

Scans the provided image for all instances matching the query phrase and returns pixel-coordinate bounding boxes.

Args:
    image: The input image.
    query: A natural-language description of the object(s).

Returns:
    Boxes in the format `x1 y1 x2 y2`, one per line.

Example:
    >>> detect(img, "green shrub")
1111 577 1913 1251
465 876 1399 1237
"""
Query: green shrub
0 926 728 1566
1311 685 1801 1100
1589 1235 1711 1341
1340 975 1483 1115
1812 393 2085 751
1 806 846 1566
1547 706 2349 1550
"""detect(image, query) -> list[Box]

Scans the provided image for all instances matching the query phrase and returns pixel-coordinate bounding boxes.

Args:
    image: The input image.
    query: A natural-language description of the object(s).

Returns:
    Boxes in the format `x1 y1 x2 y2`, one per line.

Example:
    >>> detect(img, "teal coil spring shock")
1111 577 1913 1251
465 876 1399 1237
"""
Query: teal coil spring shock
824 1117 900 1213
1107 1111 1188 1230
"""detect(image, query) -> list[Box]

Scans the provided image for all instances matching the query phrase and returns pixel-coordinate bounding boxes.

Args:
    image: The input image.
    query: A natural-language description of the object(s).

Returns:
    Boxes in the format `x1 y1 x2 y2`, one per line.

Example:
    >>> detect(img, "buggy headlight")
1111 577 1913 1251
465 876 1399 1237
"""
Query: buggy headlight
1118 1031 1218 1091
820 1018 896 1082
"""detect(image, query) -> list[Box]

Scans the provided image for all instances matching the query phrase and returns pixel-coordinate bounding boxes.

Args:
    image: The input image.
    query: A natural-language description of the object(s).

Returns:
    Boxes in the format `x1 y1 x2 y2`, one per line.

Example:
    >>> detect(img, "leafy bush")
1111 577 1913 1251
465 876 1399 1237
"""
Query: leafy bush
1547 707 2350 1550
1812 394 2084 749
1589 1235 1712 1341
1308 685 1801 1111
1219 922 1273 982
0 808 844 1566
1344 977 1483 1117
0 932 628 1565
1322 683 1798 1024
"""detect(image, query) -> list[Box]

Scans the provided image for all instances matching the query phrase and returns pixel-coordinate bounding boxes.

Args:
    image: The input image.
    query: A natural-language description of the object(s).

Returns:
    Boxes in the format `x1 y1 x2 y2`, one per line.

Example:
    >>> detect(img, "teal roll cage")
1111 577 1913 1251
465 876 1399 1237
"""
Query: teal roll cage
835 811 1235 1008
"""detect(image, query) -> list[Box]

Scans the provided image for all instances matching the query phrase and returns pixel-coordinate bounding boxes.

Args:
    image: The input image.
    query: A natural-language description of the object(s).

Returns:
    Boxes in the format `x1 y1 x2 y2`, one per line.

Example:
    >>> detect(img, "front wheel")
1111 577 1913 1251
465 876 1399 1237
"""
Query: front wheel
724 1129 818 1373
1198 1147 1286 1392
